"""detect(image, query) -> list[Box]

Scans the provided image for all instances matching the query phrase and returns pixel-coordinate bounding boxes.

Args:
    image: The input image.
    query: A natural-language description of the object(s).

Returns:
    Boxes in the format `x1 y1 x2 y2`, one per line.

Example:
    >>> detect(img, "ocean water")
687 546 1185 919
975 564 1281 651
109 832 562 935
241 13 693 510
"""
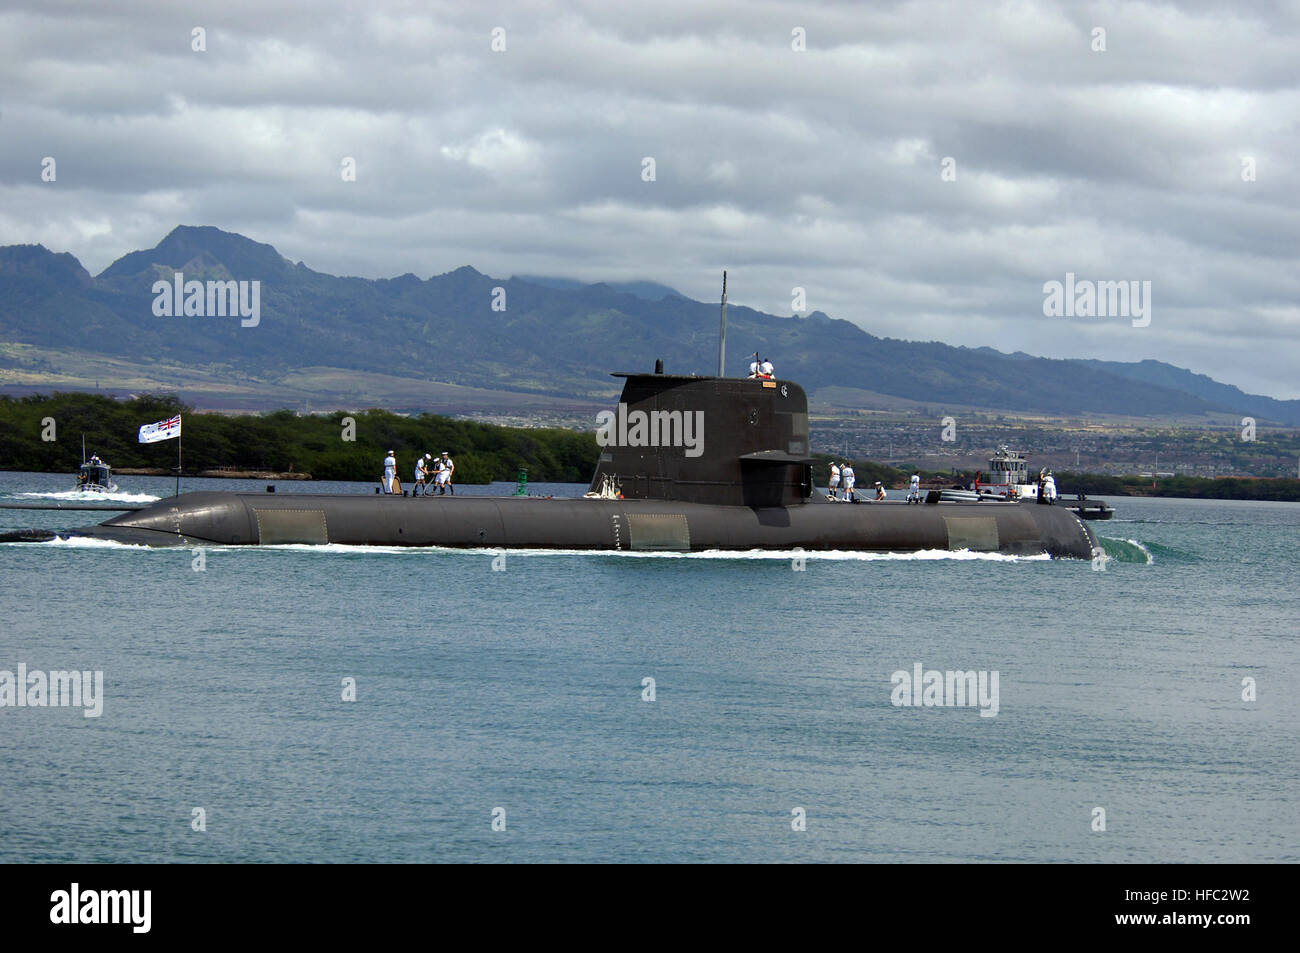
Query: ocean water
0 469 1296 863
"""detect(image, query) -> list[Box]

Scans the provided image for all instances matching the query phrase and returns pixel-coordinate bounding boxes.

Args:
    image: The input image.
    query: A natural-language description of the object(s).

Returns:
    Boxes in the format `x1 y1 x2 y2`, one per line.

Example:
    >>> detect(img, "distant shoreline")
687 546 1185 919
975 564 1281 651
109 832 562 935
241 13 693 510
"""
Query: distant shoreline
1050 470 1300 503
114 467 312 480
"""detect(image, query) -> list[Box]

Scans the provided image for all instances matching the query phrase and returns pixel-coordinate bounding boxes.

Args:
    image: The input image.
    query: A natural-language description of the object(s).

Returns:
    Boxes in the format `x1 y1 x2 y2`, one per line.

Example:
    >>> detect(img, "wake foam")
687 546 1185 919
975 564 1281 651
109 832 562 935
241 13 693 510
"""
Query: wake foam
32 535 151 549
14 490 160 504
554 547 1052 562
9 539 1051 561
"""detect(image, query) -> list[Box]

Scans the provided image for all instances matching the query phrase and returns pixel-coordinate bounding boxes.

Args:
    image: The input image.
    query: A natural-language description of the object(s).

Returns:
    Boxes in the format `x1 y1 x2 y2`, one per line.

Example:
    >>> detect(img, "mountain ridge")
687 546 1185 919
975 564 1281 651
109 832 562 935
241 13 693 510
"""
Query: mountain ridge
1 225 1296 424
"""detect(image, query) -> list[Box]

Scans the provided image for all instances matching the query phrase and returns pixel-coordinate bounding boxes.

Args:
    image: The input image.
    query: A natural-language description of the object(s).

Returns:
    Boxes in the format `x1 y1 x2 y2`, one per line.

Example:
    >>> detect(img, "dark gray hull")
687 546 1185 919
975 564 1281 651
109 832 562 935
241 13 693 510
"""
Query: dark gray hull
24 490 1098 558
0 367 1104 559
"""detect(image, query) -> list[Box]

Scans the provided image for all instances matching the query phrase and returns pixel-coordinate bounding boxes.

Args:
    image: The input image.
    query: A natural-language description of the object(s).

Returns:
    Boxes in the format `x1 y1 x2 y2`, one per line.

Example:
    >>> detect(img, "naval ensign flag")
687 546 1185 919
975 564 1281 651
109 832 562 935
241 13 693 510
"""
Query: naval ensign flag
138 415 182 443
139 415 184 495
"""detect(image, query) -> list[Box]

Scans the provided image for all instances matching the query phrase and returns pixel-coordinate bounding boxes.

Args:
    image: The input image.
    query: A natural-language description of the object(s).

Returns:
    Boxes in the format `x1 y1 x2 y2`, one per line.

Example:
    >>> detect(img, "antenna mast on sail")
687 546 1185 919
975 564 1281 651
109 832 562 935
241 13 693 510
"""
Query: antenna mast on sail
717 270 728 377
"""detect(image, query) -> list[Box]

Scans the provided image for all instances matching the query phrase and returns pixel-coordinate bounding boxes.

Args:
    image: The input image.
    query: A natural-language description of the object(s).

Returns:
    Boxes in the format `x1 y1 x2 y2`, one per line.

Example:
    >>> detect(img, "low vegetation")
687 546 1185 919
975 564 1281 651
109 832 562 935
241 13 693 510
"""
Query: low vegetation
0 393 597 484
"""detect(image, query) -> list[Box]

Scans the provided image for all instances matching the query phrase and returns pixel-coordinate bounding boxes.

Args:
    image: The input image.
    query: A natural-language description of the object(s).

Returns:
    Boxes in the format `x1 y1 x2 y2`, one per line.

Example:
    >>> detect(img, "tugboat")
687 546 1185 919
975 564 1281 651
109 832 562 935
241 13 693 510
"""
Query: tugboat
977 446 1039 500
969 445 1112 519
76 452 119 494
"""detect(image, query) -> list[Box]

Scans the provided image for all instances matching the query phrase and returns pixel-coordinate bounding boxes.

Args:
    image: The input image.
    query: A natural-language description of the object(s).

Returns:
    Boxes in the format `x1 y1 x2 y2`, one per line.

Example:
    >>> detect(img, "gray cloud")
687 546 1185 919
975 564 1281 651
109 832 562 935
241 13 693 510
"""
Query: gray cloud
1 0 1297 396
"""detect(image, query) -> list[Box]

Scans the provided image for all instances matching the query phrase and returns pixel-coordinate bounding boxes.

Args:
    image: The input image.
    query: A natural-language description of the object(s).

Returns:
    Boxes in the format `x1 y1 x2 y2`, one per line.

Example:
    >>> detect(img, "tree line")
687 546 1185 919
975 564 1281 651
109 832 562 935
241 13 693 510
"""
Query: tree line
0 393 598 484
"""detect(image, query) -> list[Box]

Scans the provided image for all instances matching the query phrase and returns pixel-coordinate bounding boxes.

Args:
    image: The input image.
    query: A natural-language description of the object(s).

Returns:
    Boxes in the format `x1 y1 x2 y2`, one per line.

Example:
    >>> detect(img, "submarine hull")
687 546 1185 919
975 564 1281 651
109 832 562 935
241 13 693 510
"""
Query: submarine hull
41 491 1098 559
0 369 1103 559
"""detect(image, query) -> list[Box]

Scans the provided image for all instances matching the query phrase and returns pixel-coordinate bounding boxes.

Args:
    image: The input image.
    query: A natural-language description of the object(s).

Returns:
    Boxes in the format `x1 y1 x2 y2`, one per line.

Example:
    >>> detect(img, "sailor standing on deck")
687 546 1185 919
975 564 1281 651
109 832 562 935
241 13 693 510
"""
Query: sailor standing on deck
382 450 396 494
437 451 455 494
908 472 921 504
828 461 841 500
1043 469 1057 504
842 463 856 502
414 454 428 496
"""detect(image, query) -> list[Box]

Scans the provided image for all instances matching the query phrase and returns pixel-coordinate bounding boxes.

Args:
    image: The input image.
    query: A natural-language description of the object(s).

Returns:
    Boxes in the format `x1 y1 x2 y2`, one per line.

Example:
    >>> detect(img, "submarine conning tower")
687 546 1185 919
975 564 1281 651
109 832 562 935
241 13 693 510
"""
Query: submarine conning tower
587 369 815 507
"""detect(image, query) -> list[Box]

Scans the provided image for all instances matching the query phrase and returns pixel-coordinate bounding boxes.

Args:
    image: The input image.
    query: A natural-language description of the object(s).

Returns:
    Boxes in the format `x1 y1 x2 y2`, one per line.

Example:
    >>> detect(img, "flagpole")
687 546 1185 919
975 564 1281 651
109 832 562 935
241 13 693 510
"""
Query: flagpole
176 423 182 497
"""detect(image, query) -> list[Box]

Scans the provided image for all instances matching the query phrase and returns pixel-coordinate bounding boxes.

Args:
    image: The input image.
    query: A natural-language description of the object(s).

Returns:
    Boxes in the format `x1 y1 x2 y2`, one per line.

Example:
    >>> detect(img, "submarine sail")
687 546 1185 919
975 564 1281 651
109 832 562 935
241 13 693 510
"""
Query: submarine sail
589 372 814 507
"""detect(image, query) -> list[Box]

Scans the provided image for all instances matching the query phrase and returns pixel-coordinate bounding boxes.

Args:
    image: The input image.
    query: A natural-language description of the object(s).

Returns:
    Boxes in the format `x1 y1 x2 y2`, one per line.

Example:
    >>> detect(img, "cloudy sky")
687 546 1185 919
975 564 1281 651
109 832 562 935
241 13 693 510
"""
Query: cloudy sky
1 0 1297 397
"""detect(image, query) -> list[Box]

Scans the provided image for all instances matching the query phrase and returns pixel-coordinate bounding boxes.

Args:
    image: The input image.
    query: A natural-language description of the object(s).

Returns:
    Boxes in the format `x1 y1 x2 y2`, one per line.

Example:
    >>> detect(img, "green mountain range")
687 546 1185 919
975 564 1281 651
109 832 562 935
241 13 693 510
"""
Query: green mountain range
2 225 1297 424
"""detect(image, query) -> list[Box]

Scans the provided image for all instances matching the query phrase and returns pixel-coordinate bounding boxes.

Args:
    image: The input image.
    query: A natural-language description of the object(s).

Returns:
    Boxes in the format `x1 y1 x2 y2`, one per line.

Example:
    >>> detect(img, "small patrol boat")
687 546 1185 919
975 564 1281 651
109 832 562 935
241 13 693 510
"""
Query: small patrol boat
76 454 119 494
1061 495 1113 520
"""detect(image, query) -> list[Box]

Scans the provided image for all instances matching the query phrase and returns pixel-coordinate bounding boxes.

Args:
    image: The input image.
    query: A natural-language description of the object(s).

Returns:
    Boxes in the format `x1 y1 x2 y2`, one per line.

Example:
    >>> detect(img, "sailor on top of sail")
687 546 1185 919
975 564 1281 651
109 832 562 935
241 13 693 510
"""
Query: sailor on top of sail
759 358 774 379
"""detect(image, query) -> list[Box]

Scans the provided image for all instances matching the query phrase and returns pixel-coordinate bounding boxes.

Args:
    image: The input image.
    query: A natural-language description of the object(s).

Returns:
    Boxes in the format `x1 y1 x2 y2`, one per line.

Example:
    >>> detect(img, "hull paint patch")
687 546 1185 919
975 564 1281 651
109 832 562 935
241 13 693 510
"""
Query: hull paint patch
255 508 329 545
626 513 690 551
943 516 999 552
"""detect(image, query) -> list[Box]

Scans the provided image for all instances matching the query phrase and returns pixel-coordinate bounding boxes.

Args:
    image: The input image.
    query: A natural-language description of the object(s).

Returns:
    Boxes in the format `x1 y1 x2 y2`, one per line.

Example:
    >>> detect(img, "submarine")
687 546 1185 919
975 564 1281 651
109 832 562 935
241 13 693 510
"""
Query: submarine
0 363 1100 559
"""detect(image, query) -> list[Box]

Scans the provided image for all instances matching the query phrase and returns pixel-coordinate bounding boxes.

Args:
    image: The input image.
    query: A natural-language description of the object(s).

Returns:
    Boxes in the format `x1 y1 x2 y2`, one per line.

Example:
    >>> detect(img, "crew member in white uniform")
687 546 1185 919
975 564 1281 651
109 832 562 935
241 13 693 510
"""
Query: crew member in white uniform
437 451 455 494
875 481 887 501
759 358 774 379
842 463 856 502
748 353 761 379
828 462 841 499
414 454 428 496
382 450 396 494
908 472 921 504
1043 470 1057 504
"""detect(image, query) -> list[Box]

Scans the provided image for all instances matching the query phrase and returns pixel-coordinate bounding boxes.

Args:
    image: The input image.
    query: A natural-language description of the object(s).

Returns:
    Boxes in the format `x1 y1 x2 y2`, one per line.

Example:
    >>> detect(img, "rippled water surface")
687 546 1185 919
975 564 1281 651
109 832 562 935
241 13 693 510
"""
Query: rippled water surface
1 471 1296 862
